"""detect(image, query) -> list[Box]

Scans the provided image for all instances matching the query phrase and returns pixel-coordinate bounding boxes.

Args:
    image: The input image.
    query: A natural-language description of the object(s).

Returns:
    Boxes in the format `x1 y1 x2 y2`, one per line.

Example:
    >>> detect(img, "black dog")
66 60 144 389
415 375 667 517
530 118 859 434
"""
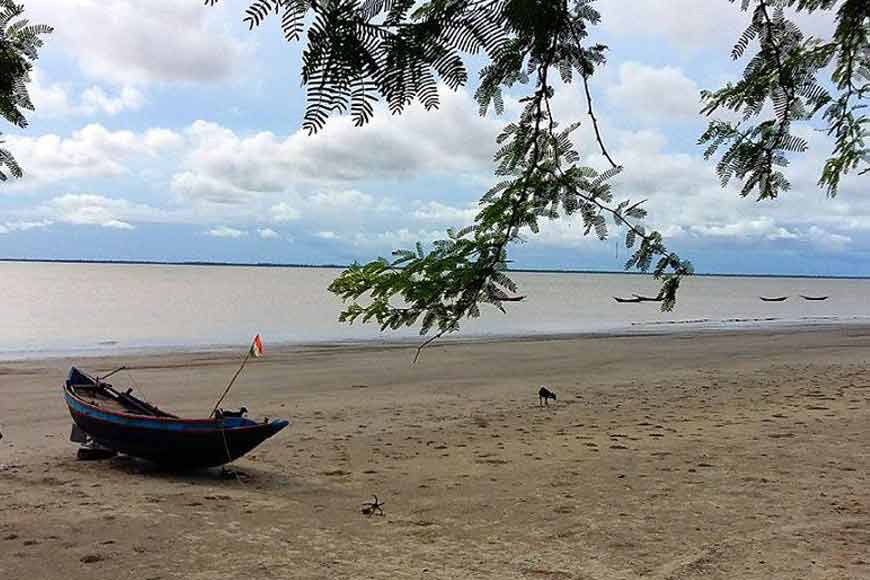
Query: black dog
538 386 557 406
217 406 248 418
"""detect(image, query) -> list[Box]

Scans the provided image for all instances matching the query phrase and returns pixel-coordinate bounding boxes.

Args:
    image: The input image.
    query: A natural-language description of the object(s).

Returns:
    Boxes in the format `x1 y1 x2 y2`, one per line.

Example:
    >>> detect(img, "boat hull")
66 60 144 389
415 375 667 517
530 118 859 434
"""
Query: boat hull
64 384 287 469
613 297 642 303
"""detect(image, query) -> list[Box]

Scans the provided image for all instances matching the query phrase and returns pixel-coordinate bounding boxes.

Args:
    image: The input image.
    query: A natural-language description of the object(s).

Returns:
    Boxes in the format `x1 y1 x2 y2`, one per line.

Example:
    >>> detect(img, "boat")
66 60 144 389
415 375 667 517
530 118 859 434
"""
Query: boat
63 367 288 468
632 294 663 302
613 296 643 303
800 295 829 301
759 296 789 302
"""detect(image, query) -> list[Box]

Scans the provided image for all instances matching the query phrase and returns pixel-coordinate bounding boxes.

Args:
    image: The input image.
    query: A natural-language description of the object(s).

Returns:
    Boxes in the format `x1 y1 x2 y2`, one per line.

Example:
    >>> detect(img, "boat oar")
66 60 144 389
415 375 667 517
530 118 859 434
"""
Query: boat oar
97 366 127 382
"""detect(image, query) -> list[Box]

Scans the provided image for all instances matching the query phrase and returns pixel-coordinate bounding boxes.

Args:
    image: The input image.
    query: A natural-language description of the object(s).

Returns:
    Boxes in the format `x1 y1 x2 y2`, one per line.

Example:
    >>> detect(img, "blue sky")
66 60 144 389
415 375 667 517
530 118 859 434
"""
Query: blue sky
0 0 867 276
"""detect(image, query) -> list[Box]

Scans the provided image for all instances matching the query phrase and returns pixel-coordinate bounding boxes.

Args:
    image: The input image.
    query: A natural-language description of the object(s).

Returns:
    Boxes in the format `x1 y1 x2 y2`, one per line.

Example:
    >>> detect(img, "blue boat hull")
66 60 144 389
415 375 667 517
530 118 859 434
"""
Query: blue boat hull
64 369 288 468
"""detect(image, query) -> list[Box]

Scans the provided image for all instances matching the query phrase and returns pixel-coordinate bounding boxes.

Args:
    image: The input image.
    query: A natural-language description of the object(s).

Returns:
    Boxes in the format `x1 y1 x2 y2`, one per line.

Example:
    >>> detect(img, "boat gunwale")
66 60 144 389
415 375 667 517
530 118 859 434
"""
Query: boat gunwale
64 382 283 431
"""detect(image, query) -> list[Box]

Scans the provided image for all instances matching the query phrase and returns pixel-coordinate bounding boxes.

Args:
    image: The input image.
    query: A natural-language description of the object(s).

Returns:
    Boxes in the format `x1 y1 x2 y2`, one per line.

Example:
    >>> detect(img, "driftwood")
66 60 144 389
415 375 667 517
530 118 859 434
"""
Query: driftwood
361 495 385 517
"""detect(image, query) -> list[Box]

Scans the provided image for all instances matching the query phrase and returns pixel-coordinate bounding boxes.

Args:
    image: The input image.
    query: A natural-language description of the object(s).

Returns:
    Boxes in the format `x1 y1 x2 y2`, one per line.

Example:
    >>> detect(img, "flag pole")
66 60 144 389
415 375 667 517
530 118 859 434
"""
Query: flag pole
210 339 254 417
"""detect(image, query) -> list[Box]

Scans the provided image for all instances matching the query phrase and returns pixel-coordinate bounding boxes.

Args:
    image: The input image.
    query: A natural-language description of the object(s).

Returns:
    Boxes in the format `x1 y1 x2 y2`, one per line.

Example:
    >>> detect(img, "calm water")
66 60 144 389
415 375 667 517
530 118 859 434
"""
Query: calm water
1 261 869 359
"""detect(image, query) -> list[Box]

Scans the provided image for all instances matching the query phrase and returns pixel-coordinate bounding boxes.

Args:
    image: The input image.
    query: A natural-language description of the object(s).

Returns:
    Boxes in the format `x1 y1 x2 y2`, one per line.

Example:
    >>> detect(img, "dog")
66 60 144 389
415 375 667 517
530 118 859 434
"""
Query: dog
538 386 557 406
216 406 248 418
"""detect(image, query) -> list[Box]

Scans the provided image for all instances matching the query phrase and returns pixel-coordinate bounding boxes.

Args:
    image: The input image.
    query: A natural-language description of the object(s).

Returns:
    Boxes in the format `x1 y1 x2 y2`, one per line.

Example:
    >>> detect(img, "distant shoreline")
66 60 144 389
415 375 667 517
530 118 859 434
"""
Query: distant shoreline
1 257 868 280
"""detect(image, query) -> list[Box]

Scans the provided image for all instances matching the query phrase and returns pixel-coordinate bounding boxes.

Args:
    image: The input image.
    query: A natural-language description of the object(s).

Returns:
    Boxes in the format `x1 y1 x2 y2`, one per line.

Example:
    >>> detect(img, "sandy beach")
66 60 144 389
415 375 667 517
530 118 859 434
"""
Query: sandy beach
1 326 869 579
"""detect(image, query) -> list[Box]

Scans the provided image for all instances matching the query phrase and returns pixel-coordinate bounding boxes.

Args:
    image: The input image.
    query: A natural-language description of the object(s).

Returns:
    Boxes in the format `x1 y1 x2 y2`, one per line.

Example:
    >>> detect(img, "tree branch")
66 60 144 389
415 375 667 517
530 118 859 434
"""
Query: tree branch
582 73 620 170
411 32 562 362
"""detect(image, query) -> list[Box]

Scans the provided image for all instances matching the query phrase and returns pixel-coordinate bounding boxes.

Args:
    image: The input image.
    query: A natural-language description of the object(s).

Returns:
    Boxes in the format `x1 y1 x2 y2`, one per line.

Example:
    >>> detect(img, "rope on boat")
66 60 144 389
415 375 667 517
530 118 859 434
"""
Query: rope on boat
123 367 151 402
219 420 244 485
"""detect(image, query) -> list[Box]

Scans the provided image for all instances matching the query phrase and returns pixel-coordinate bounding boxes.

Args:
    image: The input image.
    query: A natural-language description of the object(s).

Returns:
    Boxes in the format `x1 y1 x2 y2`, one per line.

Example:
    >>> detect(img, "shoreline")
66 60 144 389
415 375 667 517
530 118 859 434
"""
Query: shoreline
3 315 870 362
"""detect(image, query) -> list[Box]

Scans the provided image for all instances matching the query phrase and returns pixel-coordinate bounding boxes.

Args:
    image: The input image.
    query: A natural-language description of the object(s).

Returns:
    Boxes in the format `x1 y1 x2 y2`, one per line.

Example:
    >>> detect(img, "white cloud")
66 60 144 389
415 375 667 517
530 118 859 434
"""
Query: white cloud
805 226 851 251
172 171 258 205
80 86 145 116
37 194 165 229
607 63 702 121
25 0 247 85
689 217 800 241
143 128 184 151
685 221 851 251
270 202 301 222
600 0 747 51
28 71 75 118
102 220 135 230
600 0 838 56
258 228 279 239
30 73 145 118
348 228 445 250
310 190 374 209
8 49 868 265
0 219 53 234
4 124 182 188
172 88 500 205
496 123 866 254
413 201 477 225
207 226 247 238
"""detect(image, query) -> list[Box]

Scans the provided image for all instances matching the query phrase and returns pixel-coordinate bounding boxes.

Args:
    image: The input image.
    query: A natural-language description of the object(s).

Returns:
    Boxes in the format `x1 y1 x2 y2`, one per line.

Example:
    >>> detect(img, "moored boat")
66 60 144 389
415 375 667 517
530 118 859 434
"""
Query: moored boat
632 294 663 302
63 367 287 468
613 296 643 303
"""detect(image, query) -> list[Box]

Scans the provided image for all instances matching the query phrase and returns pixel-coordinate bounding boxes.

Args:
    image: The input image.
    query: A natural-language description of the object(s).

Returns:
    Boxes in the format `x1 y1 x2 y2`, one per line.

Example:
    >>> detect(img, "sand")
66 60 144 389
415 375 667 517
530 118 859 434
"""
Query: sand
1 326 869 579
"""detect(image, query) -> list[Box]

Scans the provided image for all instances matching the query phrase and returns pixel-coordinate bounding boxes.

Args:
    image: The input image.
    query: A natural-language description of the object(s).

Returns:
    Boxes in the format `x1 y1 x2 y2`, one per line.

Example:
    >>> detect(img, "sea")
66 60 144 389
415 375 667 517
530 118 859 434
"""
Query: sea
1 260 869 359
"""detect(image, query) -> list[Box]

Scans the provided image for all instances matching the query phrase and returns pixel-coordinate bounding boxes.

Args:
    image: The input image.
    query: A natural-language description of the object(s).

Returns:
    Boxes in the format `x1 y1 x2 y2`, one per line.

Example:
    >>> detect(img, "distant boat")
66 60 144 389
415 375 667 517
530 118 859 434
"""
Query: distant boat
759 296 789 302
63 367 288 468
800 295 829 301
632 294 663 302
614 296 643 303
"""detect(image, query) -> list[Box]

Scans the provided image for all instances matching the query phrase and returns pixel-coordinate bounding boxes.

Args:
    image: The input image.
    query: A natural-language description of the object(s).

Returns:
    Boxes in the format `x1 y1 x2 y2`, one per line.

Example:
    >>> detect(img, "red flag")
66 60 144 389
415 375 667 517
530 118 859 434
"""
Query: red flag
250 334 264 358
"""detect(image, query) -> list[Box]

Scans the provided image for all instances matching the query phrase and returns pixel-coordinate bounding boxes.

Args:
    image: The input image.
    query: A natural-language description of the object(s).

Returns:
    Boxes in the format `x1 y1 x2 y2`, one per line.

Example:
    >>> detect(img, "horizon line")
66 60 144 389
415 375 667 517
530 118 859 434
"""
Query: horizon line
1 257 867 280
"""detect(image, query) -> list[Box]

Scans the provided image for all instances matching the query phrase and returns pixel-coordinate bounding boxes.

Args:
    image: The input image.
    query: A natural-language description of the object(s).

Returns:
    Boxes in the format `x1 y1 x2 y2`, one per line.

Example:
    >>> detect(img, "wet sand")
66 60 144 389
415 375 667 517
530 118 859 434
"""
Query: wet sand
1 326 869 579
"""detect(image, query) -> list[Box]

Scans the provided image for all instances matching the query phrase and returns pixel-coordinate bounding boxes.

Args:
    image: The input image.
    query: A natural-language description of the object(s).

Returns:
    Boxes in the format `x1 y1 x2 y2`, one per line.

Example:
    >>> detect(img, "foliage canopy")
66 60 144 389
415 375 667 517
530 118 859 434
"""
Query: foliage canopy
0 0 51 181
209 0 868 354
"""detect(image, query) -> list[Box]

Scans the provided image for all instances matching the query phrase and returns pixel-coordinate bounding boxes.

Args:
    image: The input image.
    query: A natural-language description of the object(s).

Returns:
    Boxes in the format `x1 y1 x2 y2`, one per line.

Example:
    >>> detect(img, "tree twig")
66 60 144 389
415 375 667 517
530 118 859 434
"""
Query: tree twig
582 73 620 170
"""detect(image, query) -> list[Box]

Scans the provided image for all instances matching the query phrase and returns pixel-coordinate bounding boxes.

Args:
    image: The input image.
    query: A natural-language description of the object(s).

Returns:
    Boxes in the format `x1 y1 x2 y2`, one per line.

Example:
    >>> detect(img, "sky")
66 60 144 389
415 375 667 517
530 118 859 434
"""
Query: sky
0 0 867 276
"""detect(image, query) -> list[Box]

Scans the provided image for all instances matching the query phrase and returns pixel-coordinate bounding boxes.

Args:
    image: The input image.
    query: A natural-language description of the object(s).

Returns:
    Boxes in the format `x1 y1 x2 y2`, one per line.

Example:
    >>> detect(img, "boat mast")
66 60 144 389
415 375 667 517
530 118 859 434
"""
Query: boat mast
209 338 256 417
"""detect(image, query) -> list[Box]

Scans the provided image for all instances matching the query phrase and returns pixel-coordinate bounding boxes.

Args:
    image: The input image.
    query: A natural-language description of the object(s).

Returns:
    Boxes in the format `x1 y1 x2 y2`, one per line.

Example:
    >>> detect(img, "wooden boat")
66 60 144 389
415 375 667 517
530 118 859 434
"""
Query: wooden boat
759 296 789 302
613 296 643 303
632 294 663 302
63 367 288 468
800 295 829 301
